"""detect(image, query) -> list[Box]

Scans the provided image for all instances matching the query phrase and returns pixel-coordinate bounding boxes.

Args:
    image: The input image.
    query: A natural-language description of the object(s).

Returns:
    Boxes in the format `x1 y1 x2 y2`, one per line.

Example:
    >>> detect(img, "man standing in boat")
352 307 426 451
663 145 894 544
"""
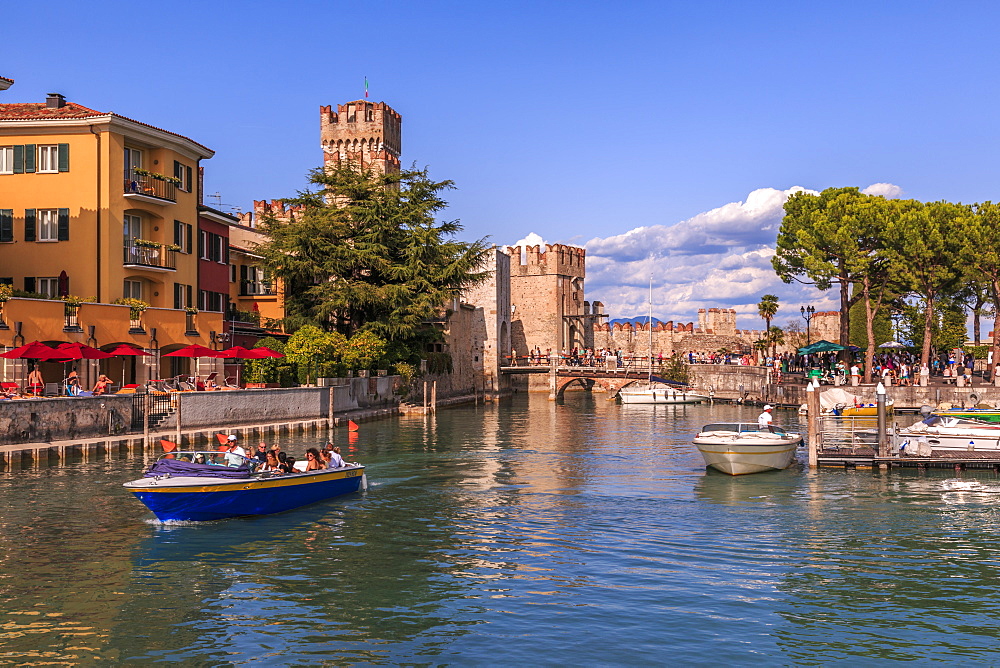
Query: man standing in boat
758 405 775 433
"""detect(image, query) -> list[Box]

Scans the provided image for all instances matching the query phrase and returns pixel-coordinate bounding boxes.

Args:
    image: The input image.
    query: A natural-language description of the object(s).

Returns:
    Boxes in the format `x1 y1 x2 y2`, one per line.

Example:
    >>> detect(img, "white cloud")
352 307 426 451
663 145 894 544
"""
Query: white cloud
567 184 893 326
510 232 548 249
861 183 903 198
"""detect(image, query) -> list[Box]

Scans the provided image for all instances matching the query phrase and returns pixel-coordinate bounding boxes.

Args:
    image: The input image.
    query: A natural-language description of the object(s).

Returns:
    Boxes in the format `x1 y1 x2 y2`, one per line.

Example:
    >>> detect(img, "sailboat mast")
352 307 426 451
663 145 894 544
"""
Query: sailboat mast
648 277 653 383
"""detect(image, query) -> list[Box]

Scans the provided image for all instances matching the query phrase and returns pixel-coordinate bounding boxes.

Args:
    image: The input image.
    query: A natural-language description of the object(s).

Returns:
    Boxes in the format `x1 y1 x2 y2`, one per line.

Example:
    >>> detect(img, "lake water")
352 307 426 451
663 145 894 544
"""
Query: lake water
3 393 1000 665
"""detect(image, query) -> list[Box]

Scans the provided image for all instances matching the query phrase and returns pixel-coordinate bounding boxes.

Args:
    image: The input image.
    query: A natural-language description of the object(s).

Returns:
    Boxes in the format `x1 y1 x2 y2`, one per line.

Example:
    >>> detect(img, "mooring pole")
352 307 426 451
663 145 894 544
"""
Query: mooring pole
328 385 335 434
175 393 182 447
876 381 887 462
143 393 150 446
806 380 819 468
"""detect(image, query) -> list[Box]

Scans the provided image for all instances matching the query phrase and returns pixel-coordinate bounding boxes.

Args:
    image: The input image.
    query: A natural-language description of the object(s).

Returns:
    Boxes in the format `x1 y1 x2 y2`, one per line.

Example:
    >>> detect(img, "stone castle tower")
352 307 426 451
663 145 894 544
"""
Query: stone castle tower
320 100 402 174
506 244 590 359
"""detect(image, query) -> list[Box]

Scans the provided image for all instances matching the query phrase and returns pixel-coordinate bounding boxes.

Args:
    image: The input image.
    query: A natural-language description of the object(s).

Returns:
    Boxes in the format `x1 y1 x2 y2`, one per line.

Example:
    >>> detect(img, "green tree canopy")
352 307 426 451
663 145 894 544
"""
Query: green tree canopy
256 163 491 350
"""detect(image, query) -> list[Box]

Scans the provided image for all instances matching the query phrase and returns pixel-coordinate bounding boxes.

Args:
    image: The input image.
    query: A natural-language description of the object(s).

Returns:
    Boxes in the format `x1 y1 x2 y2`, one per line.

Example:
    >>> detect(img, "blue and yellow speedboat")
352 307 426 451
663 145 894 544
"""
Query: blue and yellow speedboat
123 452 366 522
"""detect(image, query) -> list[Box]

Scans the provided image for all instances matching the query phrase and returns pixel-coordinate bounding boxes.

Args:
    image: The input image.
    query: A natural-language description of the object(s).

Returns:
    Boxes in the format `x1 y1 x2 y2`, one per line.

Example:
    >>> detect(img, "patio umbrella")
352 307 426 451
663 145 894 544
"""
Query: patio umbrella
878 341 907 349
163 344 223 385
162 344 222 358
250 346 284 358
106 343 153 388
217 346 277 387
0 341 66 395
54 342 115 360
798 340 846 355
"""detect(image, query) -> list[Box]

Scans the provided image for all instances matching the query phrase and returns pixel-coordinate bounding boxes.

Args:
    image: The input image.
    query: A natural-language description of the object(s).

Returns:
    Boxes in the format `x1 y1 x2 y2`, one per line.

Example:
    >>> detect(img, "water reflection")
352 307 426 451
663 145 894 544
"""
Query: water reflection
3 397 1000 662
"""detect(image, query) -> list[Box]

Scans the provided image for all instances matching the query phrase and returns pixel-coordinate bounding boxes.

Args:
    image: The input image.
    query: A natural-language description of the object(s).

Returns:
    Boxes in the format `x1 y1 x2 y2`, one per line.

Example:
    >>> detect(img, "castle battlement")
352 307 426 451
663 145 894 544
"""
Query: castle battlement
320 100 401 174
505 243 585 278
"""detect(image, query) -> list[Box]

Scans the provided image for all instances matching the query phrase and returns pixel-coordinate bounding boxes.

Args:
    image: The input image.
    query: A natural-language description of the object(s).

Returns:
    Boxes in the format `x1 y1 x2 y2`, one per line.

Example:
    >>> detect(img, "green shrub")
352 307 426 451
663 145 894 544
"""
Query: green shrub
277 365 297 387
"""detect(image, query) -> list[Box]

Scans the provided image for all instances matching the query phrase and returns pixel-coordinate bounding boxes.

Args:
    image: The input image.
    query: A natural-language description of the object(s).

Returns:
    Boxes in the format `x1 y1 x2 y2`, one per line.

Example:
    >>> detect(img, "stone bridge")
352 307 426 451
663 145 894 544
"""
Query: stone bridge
500 363 660 400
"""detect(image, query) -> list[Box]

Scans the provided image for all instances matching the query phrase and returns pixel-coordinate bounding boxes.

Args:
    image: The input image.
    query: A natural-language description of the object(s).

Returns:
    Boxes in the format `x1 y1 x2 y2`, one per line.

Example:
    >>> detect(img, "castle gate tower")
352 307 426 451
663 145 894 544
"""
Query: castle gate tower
320 100 402 174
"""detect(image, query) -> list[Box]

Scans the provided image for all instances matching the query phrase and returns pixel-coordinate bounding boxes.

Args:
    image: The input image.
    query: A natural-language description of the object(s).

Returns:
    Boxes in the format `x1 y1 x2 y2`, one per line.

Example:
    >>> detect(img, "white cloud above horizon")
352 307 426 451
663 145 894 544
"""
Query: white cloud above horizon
505 183 902 330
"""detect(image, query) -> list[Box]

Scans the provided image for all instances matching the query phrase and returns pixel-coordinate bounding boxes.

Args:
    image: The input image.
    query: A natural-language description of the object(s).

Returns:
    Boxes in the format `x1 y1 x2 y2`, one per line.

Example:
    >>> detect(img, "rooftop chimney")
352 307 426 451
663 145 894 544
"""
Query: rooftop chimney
46 93 66 109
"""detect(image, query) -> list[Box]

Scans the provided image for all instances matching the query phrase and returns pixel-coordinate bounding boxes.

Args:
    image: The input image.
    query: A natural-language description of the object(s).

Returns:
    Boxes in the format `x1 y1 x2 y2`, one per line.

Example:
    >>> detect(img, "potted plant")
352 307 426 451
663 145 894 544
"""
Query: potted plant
113 297 149 320
133 238 160 249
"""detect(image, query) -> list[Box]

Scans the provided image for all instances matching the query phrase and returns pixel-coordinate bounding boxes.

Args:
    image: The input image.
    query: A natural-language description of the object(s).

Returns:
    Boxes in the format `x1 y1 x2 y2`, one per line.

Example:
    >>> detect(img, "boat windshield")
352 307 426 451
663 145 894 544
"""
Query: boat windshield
699 423 789 436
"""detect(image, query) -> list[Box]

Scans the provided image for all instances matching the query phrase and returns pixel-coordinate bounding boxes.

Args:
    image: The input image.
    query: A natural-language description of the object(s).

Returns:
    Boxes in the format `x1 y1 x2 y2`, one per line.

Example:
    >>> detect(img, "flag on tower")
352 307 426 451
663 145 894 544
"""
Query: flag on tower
364 76 369 98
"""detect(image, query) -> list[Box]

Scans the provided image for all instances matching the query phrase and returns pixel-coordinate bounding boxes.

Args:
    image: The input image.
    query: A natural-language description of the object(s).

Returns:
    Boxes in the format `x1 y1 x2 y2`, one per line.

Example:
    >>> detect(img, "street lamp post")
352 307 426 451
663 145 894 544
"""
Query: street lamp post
800 305 815 346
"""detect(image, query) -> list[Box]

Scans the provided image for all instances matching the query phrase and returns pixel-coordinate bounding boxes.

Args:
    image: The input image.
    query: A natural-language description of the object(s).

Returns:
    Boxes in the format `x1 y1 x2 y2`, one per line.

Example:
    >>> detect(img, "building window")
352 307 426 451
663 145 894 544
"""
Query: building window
124 214 142 241
123 280 142 300
38 209 59 241
230 264 236 283
37 277 59 298
0 146 12 174
174 161 193 192
174 220 192 253
37 145 59 173
124 147 142 173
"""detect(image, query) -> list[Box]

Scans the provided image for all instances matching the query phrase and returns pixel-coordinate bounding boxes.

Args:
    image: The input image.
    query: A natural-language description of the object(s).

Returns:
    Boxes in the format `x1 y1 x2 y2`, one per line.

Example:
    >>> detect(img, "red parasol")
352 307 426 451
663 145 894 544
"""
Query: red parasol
162 344 223 358
217 346 272 359
250 346 284 358
0 341 65 360
54 342 115 360
106 343 153 357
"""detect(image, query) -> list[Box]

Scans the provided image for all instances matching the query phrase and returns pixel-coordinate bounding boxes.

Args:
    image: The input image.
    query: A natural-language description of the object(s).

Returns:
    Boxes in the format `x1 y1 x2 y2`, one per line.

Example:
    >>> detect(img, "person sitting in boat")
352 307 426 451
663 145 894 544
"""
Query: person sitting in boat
224 436 247 467
758 405 775 433
193 453 207 465
253 442 269 463
278 452 295 474
260 451 282 473
327 446 346 469
304 448 324 471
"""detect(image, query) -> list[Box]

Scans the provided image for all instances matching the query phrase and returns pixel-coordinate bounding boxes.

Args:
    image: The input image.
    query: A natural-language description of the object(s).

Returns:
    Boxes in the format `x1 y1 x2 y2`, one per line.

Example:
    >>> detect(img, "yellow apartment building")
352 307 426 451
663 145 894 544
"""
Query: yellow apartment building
0 93 224 389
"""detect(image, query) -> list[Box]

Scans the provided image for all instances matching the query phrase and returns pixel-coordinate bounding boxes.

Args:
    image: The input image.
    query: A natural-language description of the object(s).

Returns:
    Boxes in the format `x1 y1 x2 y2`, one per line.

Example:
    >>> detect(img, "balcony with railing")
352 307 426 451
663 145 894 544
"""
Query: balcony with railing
123 168 177 204
123 240 177 271
239 280 276 297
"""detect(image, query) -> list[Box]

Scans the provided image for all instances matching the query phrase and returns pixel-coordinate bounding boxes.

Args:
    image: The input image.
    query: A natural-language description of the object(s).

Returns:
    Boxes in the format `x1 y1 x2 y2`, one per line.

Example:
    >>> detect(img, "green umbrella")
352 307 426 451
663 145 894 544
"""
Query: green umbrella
798 340 846 354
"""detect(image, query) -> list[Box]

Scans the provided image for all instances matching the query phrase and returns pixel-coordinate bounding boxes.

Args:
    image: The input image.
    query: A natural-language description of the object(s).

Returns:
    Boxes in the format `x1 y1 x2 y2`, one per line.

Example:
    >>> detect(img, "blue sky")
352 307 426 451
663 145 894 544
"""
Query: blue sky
5 1 999 331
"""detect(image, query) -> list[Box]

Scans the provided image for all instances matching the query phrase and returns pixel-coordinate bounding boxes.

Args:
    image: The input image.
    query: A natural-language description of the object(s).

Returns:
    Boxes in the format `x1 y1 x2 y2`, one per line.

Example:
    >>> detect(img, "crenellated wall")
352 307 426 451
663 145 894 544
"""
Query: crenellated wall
320 100 402 174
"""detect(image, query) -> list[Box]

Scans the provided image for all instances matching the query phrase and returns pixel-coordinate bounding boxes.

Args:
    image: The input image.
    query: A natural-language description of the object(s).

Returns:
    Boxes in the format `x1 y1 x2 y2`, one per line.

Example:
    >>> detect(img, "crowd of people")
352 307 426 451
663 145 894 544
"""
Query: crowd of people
178 435 350 474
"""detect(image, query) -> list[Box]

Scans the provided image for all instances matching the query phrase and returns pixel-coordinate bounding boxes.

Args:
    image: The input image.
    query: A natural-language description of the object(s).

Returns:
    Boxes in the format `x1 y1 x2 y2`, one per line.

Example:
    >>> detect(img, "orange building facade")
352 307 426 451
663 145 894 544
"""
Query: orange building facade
0 93 224 389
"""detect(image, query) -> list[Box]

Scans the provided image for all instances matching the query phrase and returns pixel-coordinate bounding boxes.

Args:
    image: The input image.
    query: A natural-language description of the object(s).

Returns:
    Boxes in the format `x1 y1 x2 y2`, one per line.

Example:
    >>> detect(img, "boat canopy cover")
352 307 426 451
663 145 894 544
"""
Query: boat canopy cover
143 459 253 479
819 388 865 411
649 375 688 387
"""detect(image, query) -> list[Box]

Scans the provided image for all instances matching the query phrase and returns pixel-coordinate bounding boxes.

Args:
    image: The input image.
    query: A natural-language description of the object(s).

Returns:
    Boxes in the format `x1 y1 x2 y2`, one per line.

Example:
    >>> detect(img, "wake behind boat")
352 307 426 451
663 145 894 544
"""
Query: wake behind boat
693 423 802 475
123 451 366 522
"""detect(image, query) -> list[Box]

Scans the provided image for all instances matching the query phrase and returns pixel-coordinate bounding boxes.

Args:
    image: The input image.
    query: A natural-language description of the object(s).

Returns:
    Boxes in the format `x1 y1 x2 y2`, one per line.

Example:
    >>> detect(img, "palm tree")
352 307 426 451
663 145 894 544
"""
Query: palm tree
757 294 779 358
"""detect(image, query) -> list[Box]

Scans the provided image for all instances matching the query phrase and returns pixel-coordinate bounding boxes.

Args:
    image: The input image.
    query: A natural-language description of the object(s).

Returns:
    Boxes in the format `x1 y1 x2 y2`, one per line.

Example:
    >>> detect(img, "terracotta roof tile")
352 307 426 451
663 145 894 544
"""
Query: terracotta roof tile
0 76 13 85
0 102 213 155
0 102 103 119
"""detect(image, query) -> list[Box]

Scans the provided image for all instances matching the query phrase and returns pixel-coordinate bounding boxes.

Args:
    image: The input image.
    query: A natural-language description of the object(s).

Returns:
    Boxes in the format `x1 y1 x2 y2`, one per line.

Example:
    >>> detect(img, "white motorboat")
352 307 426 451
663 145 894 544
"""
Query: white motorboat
619 383 709 404
693 423 803 475
895 415 1000 453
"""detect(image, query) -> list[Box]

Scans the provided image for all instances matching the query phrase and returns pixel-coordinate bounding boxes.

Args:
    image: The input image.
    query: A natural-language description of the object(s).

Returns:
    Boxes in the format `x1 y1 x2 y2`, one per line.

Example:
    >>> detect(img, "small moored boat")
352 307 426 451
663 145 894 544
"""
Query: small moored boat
693 423 802 475
619 381 709 405
123 451 366 521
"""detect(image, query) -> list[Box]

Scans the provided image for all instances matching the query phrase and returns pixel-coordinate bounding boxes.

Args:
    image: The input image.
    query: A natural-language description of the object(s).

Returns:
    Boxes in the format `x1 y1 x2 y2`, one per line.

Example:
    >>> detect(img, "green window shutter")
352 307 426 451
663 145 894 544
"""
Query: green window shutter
0 209 12 242
24 209 36 242
23 144 35 173
58 144 70 172
174 220 182 247
186 284 193 309
197 230 204 258
185 165 193 193
57 208 70 241
24 277 35 293
186 224 192 255
224 239 229 264
13 145 23 174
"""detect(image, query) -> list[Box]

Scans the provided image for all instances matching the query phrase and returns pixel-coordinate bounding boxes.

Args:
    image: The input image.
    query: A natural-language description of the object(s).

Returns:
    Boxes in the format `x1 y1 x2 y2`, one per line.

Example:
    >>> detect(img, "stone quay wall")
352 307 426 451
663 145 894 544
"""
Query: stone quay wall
0 395 134 445
0 376 400 445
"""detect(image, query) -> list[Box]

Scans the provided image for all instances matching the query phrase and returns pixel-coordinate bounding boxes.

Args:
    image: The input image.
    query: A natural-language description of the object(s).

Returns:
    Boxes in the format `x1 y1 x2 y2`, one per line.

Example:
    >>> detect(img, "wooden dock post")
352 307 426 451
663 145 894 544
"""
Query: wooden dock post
431 380 437 413
142 393 150 446
328 385 335 434
175 393 183 446
806 381 819 468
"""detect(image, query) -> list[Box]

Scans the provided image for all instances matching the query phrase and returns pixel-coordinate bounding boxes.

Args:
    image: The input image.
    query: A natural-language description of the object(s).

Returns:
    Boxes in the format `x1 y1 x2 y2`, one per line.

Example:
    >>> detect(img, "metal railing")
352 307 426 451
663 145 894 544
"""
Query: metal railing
816 415 884 454
239 280 275 297
123 242 177 269
124 169 177 202
130 392 175 429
